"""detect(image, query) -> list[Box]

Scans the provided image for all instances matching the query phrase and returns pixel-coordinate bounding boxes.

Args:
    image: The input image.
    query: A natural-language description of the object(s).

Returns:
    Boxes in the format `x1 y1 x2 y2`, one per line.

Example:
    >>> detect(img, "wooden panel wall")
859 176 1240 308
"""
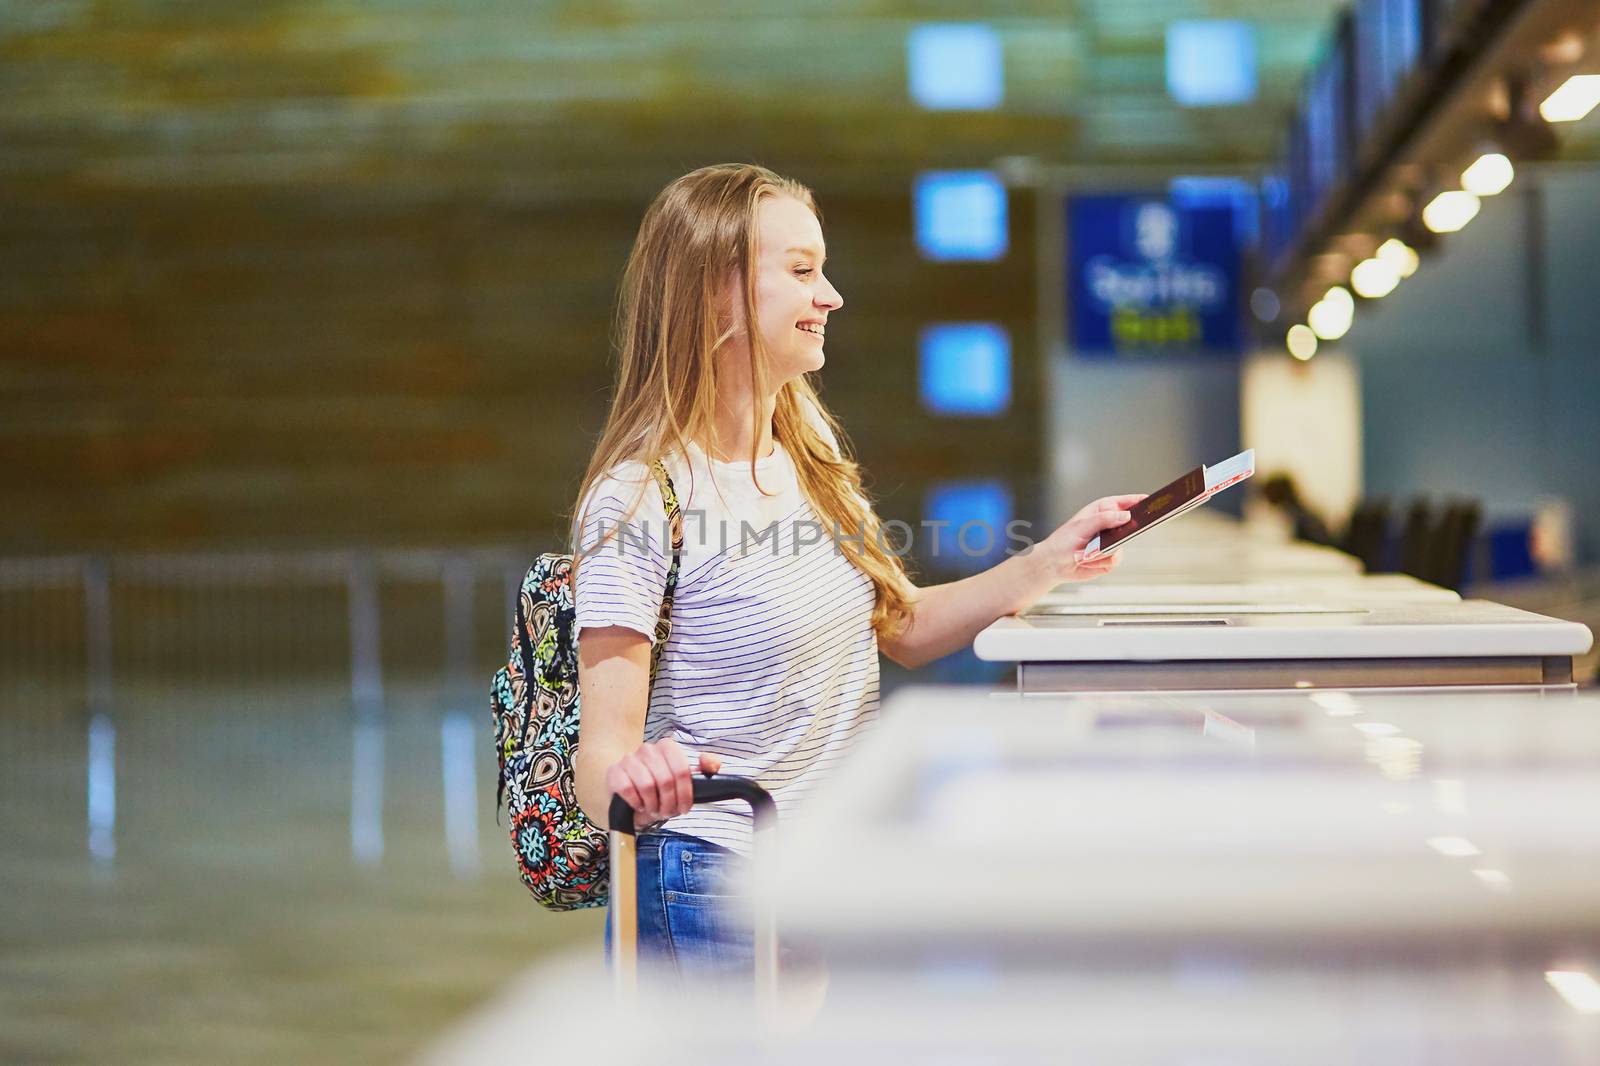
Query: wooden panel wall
0 183 1041 560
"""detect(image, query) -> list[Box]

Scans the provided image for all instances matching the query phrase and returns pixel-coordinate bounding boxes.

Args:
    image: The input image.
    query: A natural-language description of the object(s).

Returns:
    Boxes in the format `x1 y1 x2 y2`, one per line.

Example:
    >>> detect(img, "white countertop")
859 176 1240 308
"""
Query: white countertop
424 944 1600 1066
426 945 1600 1066
974 598 1594 661
1038 572 1460 606
424 685 1600 1066
768 687 1600 945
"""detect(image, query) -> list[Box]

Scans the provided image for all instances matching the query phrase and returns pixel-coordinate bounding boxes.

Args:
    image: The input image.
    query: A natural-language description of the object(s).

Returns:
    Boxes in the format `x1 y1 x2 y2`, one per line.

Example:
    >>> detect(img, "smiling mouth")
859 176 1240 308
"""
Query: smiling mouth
797 323 825 337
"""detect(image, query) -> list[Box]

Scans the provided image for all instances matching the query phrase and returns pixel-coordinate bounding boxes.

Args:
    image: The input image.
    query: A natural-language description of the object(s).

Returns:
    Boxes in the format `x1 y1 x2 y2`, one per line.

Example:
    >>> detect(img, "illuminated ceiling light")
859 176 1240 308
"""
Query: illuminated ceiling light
1422 190 1481 233
1377 238 1419 278
1546 971 1600 1013
1321 285 1354 316
1461 152 1514 196
1425 835 1481 857
1351 257 1401 298
1307 296 1353 341
1286 324 1317 361
1539 74 1600 123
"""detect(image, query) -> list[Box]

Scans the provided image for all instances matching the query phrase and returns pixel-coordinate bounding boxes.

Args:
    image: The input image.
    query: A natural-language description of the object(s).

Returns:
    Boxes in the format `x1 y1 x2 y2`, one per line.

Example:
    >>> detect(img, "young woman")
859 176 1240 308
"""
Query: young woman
571 164 1140 976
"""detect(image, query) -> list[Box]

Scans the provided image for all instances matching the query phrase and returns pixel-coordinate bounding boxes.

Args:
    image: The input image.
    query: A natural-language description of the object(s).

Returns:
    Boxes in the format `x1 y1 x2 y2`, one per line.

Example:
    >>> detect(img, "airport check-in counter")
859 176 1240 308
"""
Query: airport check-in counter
433 943 1600 1066
432 687 1600 1065
432 517 1599 1063
978 598 1594 692
743 686 1600 1063
773 687 1600 948
981 514 1592 693
430 518 1596 1063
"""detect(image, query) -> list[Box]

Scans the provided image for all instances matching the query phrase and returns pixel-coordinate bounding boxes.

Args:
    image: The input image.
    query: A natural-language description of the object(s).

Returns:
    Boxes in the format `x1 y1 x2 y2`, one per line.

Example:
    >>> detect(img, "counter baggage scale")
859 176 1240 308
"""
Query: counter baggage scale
976 596 1593 692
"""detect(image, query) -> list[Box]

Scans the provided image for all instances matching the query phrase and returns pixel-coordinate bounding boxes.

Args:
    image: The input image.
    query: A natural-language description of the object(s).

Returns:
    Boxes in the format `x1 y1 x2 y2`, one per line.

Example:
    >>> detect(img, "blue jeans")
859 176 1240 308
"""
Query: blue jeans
606 830 753 980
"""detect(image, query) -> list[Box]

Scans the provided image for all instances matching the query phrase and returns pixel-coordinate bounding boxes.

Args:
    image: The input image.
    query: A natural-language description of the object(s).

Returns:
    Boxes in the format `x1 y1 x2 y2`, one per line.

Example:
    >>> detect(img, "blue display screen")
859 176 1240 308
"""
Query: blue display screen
915 171 1008 262
919 323 1011 417
1068 194 1242 357
907 23 1004 111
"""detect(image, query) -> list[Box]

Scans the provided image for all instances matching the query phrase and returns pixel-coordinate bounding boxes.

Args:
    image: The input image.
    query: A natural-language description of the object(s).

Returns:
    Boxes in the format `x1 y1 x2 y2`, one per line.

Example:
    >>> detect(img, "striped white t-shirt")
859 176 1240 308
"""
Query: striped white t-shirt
573 430 879 854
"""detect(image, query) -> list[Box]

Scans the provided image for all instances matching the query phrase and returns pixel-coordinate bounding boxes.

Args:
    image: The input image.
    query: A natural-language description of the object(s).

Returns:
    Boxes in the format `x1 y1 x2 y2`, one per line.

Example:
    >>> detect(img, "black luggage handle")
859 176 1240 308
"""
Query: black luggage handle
608 772 776 836
608 771 780 1008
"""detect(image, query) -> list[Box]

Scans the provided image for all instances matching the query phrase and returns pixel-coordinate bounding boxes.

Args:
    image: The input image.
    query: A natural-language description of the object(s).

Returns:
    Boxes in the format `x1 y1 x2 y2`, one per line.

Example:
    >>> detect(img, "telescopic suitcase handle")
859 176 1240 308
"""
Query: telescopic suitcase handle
608 775 778 836
608 772 778 1008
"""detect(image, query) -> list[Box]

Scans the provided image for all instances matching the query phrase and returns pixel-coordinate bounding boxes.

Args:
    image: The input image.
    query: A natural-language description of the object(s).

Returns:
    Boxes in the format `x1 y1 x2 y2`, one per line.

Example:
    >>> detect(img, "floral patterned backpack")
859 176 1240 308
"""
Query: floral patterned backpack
490 462 682 911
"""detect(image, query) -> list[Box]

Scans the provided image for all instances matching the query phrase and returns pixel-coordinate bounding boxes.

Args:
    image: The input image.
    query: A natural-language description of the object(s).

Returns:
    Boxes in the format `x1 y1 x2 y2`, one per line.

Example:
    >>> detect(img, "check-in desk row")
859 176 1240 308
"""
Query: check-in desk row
428 521 1600 1063
741 526 1598 1056
977 516 1593 693
751 687 1600 1063
439 688 1600 1064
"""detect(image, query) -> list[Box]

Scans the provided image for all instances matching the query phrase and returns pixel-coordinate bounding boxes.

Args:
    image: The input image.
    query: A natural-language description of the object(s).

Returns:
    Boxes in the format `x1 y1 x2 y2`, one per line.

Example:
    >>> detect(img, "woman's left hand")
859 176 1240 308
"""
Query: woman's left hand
1033 493 1148 583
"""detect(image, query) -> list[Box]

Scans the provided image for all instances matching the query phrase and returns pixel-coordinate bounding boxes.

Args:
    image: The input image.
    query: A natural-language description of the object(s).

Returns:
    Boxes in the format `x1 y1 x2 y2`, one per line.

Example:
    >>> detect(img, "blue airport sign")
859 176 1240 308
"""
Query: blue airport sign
1068 195 1242 357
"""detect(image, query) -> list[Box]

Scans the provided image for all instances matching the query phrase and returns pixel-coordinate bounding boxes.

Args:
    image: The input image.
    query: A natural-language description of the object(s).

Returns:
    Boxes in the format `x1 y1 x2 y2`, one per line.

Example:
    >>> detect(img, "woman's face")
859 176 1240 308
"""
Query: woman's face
729 194 844 384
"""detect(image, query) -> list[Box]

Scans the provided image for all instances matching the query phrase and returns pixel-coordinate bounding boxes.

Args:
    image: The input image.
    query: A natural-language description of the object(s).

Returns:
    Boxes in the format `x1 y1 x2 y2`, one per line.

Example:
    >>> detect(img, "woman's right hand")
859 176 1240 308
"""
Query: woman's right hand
605 737 722 827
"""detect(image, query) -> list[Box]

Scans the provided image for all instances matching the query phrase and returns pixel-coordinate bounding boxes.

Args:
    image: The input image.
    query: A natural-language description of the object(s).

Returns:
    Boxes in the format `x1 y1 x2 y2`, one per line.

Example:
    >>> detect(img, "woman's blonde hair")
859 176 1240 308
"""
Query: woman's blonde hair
571 163 912 636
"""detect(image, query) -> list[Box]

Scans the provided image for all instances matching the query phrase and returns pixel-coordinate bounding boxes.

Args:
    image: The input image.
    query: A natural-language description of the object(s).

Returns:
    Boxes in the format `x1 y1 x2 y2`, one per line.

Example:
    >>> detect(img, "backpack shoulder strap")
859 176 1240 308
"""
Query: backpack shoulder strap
647 460 683 678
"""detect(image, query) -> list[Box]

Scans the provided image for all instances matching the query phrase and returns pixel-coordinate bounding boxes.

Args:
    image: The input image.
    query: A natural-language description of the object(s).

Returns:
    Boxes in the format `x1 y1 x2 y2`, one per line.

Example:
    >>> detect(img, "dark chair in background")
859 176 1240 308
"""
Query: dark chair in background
1398 500 1436 580
1425 499 1483 591
1373 496 1483 591
1339 498 1391 573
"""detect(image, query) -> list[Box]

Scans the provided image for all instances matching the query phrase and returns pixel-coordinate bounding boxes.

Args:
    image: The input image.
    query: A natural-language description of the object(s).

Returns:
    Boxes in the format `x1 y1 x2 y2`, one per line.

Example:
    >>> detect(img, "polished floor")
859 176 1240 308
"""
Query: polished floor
1 681 601 1065
0 545 980 1065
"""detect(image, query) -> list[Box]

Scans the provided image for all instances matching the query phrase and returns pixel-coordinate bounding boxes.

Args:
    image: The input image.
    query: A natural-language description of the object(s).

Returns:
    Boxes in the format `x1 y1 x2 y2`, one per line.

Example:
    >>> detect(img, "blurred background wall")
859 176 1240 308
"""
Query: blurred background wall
1349 165 1600 563
0 185 1045 555
0 1 1345 563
